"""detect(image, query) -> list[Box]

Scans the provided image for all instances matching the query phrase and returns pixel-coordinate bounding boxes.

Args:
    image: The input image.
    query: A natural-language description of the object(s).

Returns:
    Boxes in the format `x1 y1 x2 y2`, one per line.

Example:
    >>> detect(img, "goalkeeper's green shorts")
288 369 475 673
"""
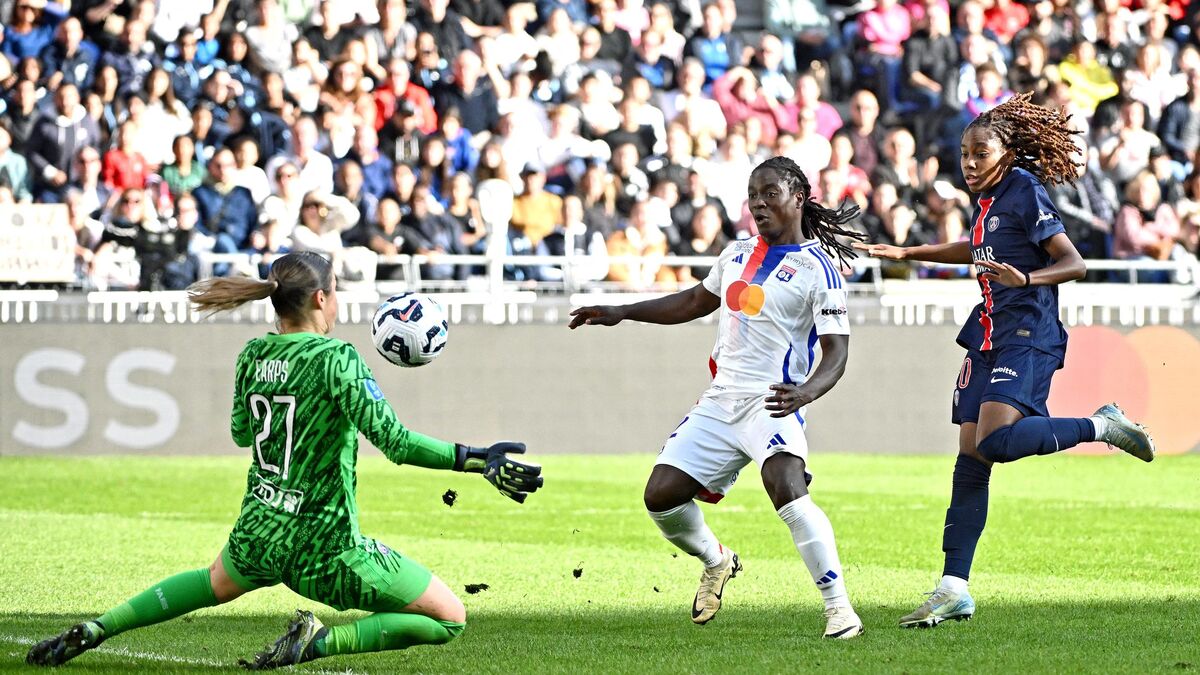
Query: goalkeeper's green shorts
221 535 433 613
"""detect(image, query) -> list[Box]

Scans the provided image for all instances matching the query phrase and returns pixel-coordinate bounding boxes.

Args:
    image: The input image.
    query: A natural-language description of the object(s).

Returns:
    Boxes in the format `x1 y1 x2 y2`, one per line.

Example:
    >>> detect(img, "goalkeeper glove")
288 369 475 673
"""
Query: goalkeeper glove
454 441 543 503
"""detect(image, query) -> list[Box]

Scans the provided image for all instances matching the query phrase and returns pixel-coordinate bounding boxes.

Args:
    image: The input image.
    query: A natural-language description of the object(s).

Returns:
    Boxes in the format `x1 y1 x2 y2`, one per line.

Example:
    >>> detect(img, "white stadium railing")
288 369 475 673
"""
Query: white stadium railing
1 253 1196 326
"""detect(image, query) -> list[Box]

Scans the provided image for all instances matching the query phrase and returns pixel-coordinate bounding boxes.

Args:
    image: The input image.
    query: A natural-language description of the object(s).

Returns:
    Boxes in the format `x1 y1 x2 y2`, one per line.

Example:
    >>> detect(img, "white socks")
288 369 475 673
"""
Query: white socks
777 495 849 609
940 574 969 594
648 501 725 568
1090 415 1109 441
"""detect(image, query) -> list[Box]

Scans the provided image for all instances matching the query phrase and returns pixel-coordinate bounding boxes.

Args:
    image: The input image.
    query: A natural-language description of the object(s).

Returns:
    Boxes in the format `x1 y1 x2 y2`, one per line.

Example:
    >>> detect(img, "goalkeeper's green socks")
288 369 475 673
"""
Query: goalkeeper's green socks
310 613 464 657
95 568 218 638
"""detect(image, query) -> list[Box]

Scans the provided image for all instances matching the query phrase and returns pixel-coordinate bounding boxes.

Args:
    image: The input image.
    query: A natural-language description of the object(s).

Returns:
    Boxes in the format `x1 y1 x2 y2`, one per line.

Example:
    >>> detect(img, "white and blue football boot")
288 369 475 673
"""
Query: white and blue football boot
899 586 976 628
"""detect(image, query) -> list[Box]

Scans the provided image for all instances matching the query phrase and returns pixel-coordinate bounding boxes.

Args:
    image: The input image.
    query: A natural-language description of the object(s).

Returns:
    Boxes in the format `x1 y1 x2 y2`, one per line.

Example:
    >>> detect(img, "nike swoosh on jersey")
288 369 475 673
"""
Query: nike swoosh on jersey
990 377 1014 383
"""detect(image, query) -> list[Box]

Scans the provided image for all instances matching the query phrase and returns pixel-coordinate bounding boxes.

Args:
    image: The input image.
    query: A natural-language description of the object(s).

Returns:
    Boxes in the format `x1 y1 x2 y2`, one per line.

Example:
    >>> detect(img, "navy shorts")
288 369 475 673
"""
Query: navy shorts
951 345 1062 425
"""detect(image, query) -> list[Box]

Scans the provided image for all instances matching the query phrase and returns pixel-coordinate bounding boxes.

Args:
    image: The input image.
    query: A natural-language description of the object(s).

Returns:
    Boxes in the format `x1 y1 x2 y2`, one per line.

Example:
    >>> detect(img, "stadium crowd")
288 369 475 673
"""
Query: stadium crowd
1 0 1199 290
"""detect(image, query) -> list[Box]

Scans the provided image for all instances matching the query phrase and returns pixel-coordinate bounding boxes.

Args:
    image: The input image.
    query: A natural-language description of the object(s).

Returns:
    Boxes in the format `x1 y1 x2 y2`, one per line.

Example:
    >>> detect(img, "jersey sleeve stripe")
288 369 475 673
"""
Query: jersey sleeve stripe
808 248 842 289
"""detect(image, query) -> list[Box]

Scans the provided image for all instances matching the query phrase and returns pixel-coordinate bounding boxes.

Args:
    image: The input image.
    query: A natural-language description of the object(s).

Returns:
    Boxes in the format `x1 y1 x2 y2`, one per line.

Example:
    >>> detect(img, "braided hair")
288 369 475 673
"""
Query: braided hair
754 156 865 266
966 92 1082 186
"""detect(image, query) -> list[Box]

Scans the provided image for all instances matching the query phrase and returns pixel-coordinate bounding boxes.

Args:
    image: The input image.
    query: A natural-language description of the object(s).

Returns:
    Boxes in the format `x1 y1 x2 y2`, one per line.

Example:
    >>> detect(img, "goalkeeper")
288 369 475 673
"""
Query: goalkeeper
27 251 543 670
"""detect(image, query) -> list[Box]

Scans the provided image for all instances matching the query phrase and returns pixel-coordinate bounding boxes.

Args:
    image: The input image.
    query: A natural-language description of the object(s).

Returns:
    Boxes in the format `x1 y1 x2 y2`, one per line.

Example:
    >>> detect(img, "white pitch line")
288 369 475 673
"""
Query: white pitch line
0 633 223 668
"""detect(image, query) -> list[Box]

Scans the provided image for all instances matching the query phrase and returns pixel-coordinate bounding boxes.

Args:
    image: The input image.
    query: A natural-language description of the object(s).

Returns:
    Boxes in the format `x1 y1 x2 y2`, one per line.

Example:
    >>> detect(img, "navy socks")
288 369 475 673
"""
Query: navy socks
942 455 992 581
976 417 1095 463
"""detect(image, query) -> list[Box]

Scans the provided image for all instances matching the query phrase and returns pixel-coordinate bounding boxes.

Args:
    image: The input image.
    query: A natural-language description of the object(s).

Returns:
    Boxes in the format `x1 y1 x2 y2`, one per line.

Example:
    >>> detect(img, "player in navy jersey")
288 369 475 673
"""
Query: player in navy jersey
570 157 871 638
854 94 1156 628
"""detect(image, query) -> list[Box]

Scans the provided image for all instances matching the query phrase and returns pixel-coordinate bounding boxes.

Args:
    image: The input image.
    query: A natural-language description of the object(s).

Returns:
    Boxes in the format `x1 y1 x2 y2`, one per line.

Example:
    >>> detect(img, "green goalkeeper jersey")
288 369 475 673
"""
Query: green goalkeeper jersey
227 332 455 573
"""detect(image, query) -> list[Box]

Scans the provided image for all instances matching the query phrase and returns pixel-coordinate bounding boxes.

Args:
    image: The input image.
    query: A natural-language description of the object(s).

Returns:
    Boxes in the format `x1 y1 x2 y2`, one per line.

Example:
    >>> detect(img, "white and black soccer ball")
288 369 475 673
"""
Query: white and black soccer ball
371 293 449 367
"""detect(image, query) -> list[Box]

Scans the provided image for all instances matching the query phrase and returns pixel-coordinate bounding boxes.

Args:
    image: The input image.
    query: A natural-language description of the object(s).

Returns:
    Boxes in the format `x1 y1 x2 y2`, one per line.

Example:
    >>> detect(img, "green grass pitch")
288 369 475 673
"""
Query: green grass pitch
2 453 1198 673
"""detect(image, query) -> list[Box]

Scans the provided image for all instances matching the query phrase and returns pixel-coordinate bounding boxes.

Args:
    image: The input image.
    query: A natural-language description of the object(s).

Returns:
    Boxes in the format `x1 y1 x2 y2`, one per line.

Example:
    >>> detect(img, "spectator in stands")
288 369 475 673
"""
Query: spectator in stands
160 135 205 199
764 0 838 77
345 125 394 202
672 202 726 282
267 115 335 195
304 0 355 63
609 141 649 216
92 187 152 290
365 0 416 67
400 182 467 280
840 89 883 177
511 164 562 247
28 83 100 202
101 20 158 97
445 172 488 253
4 0 67 62
684 2 742 87
900 2 956 132
855 0 911 113
364 196 407 275
1157 68 1200 168
374 57 437 135
1114 169 1183 282
626 26 676 91
40 16 98 92
143 69 194 163
290 189 360 255
0 125 32 202
825 130 871 210
658 57 726 144
576 161 620 238
1128 43 1183 128
228 136 270 204
164 28 210 107
490 4 539 77
983 0 1028 46
5 78 42 154
1009 33 1053 102
194 147 258 257
606 196 671 288
413 0 473 61
64 187 103 284
335 159 379 236
1100 98 1163 186
1059 38 1120 116
538 0 589 27
433 50 500 137
604 96 659 161
244 0 294 74
711 66 790 146
645 1 684 62
102 120 150 191
1052 156 1118 261
752 34 793 103
782 108 831 187
536 8 580 81
540 104 604 191
591 0 632 63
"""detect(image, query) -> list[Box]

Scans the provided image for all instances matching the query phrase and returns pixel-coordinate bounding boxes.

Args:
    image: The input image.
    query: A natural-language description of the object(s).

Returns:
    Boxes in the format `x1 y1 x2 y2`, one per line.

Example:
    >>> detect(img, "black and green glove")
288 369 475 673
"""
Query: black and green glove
454 441 543 503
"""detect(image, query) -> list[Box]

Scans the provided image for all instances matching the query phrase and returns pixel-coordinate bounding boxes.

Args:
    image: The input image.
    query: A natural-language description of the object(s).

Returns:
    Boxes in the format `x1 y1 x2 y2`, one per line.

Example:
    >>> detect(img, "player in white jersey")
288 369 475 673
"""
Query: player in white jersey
569 156 867 639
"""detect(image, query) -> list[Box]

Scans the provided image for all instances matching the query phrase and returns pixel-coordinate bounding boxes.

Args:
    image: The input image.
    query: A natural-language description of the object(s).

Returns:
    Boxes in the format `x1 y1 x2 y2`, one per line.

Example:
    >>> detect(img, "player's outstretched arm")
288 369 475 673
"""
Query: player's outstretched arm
853 240 974 265
568 283 721 329
454 442 544 503
765 334 849 418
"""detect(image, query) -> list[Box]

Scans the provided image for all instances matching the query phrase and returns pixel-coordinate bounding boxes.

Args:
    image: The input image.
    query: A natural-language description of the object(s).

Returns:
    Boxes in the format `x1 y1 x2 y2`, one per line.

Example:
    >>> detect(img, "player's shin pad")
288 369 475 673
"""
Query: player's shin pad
454 441 544 503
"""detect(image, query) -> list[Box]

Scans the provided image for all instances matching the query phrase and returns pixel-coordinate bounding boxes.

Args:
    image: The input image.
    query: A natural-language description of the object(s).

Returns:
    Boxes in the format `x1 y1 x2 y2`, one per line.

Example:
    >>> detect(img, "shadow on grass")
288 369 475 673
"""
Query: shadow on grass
3 601 1199 673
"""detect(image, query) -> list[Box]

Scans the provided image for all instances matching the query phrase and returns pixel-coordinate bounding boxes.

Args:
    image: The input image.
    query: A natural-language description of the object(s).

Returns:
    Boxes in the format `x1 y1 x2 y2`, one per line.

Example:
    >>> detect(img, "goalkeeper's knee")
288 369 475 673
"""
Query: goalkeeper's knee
436 620 466 643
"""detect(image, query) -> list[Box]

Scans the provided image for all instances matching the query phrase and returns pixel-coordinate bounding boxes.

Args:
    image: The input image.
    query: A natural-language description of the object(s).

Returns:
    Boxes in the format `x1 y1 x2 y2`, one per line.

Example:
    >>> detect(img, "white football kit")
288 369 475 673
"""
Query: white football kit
656 236 850 501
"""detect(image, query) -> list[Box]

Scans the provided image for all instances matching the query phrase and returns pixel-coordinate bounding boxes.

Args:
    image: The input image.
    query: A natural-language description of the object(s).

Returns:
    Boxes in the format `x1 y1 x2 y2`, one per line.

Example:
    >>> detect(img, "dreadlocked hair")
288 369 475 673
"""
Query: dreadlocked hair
967 92 1082 186
754 156 865 267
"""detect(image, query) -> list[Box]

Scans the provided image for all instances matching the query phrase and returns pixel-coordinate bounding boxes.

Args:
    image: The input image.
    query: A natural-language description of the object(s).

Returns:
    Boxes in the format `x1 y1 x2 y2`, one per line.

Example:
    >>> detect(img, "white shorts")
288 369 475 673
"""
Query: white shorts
655 395 811 502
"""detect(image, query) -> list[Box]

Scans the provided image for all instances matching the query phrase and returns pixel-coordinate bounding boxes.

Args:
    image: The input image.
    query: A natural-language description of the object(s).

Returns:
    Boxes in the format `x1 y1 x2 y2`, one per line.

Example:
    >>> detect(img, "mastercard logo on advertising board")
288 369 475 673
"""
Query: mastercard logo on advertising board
1050 326 1200 455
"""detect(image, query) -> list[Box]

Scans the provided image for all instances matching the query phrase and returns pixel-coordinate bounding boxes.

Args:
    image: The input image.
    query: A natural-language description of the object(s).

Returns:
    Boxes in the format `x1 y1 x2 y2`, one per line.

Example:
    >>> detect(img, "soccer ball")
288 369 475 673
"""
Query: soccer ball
371 293 449 367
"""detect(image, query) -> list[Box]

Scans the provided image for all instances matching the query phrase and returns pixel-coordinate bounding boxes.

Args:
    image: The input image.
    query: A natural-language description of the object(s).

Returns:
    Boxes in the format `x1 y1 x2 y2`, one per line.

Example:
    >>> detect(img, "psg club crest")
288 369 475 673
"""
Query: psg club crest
776 265 796 283
987 216 1000 232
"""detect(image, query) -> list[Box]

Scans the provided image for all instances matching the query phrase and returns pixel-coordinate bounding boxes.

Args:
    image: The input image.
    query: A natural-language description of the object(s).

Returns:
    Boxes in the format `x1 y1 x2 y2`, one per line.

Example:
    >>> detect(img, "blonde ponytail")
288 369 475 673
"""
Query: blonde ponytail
188 277 277 313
